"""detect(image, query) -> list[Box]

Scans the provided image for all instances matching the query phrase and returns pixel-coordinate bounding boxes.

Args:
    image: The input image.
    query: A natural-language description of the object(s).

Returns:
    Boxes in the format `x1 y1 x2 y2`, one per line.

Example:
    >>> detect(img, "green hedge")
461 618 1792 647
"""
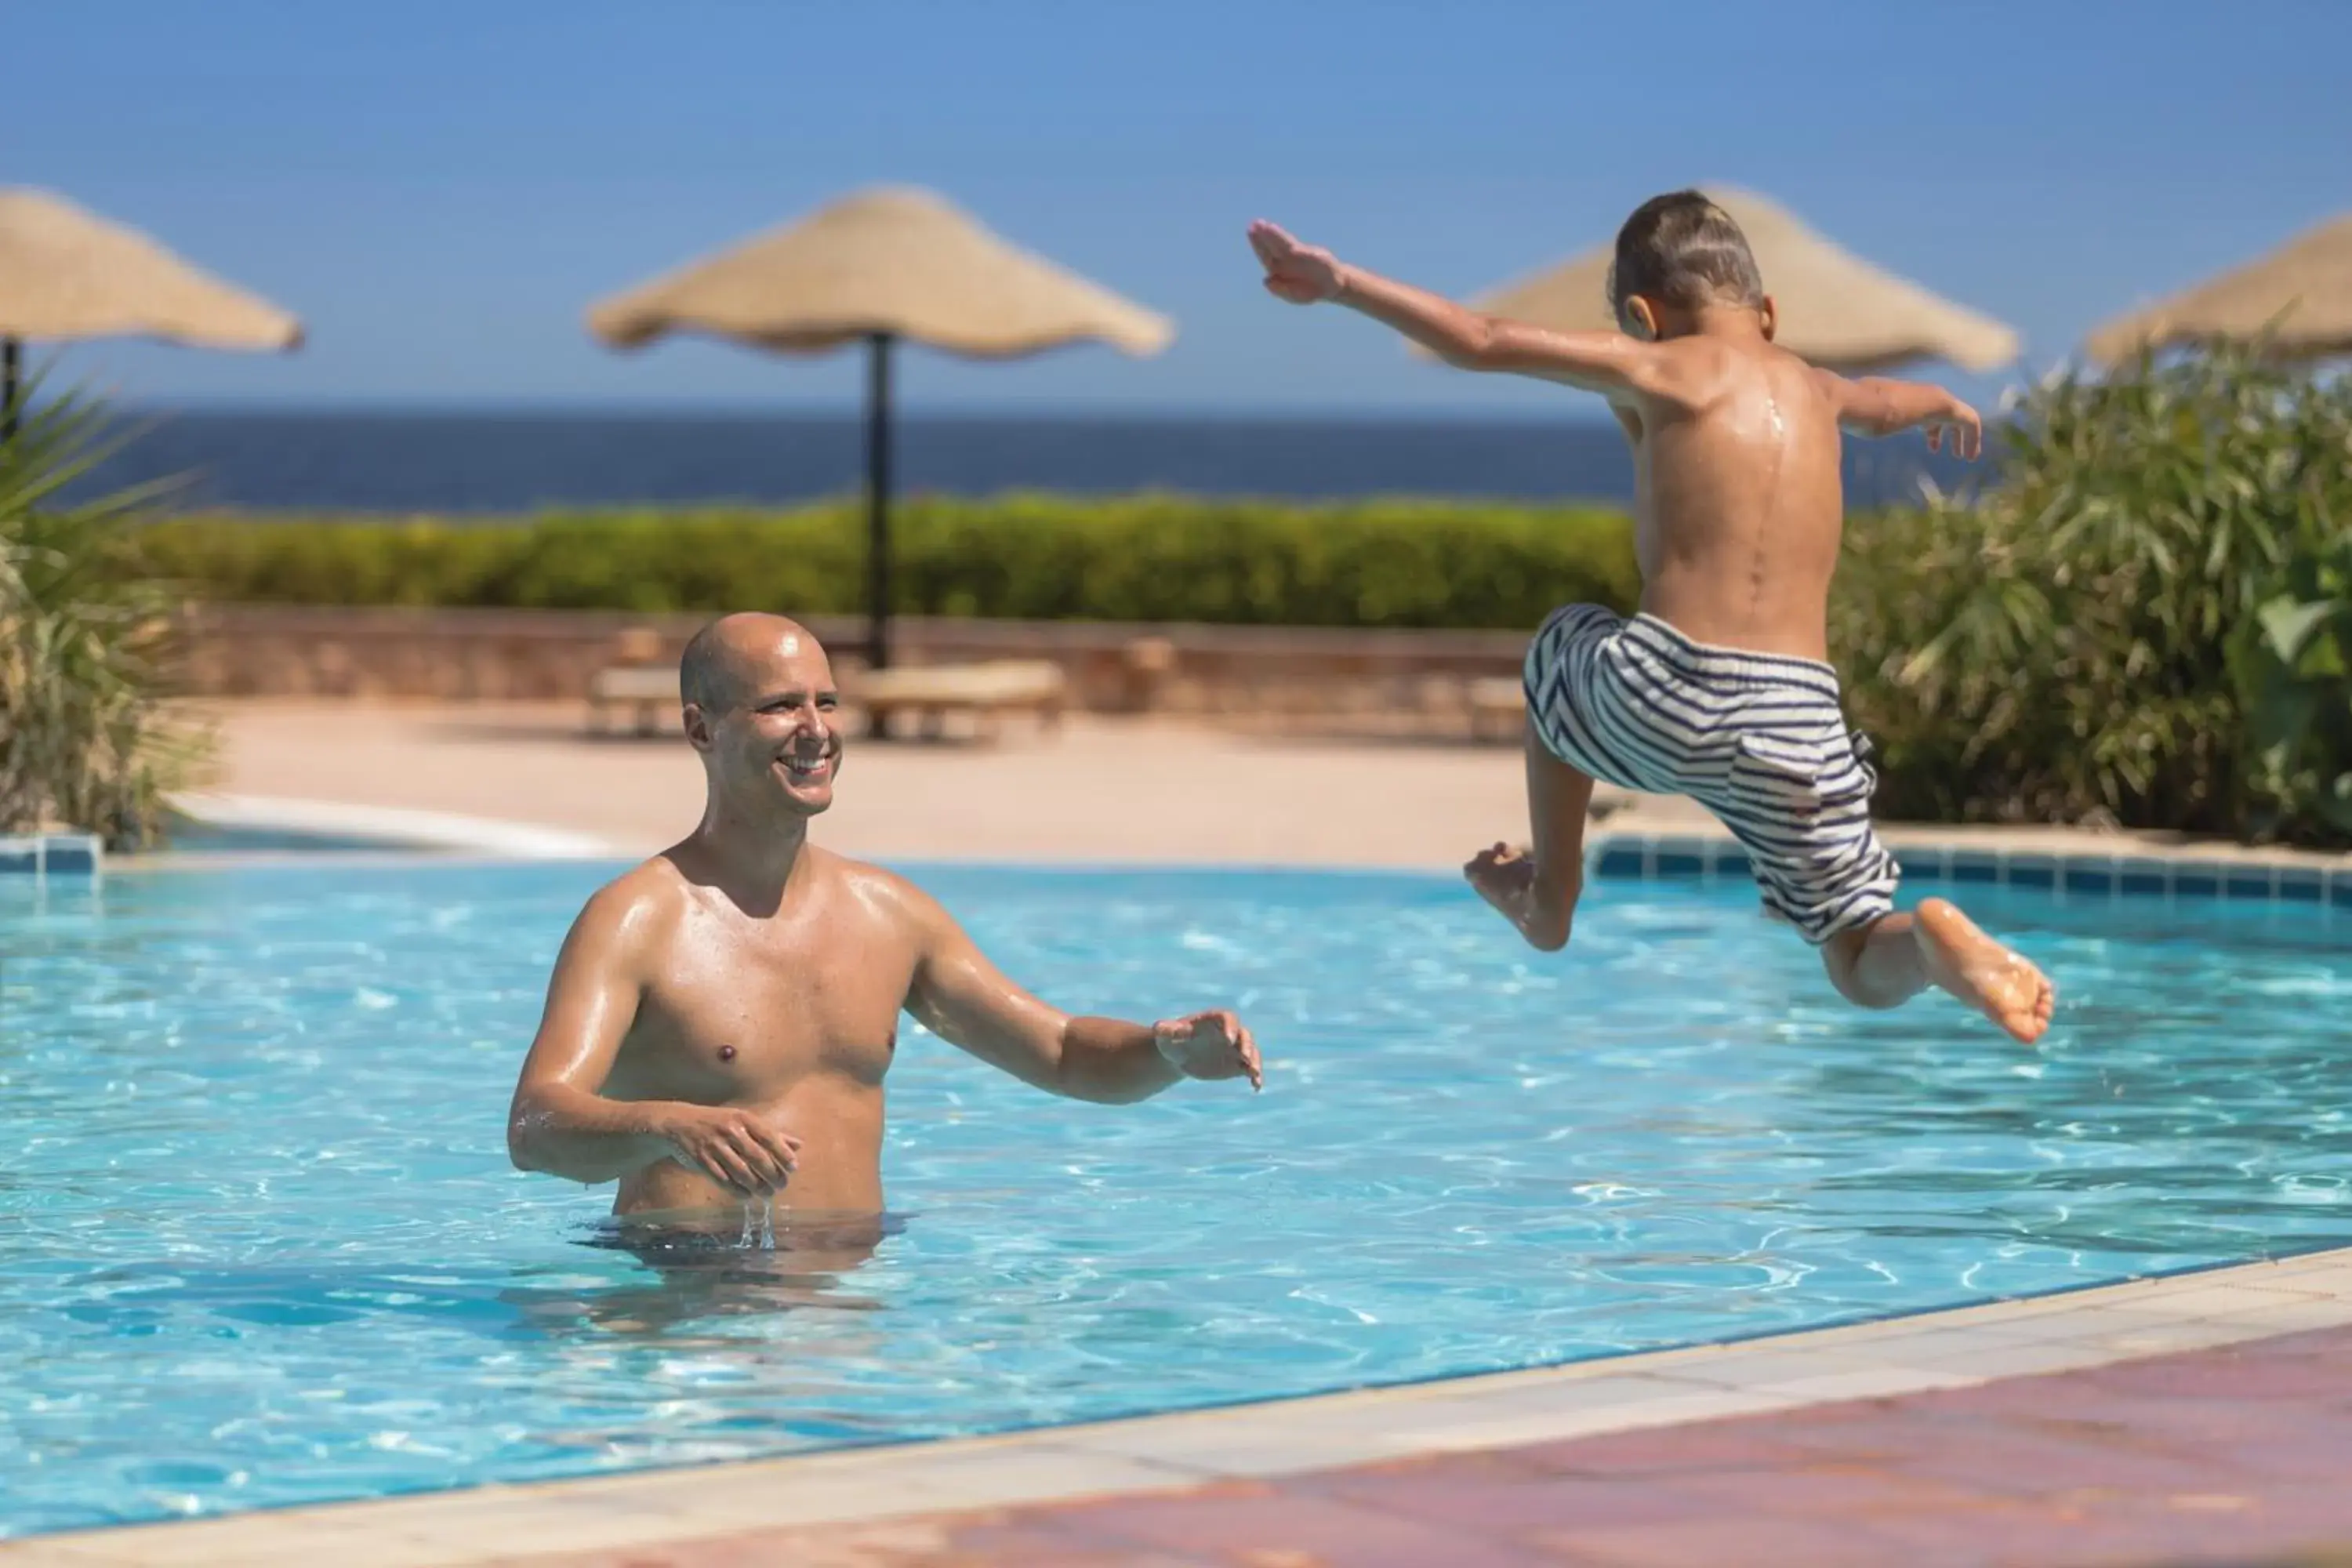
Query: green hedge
139 493 1641 630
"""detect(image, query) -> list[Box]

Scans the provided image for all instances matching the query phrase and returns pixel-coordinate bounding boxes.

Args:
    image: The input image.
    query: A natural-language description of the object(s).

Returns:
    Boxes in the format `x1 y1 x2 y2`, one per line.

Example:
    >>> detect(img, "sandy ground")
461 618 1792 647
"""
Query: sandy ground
189 701 1660 869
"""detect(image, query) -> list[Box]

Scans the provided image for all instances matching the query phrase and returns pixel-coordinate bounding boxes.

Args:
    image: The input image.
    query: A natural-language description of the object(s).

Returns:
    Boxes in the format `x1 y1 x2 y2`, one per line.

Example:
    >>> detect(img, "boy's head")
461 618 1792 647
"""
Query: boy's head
1606 191 1773 343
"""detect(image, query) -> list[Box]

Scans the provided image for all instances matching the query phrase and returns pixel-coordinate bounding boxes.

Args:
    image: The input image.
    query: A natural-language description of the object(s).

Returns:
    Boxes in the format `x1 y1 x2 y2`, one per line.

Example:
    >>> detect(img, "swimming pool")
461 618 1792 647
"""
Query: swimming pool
5 861 2350 1536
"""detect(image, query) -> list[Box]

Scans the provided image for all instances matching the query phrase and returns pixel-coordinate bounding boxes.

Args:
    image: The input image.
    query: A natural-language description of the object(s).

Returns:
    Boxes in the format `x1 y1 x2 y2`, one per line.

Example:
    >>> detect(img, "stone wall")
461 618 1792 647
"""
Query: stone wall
177 604 1532 720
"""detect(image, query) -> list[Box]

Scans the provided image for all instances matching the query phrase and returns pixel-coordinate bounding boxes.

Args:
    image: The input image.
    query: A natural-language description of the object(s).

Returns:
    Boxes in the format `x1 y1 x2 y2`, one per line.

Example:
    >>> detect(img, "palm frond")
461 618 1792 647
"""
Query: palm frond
0 360 214 850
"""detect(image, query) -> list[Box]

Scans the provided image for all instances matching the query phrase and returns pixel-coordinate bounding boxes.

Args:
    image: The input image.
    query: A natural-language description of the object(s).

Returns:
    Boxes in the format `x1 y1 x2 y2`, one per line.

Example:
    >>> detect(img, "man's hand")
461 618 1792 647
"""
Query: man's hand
1154 1010 1264 1091
1248 220 1345 305
655 1104 803 1195
1924 394 1983 459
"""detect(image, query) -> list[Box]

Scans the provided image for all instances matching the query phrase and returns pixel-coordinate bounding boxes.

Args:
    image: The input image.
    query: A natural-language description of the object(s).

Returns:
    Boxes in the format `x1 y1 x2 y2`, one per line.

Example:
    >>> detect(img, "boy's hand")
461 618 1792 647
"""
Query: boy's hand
1925 394 1983 460
1248 220 1345 305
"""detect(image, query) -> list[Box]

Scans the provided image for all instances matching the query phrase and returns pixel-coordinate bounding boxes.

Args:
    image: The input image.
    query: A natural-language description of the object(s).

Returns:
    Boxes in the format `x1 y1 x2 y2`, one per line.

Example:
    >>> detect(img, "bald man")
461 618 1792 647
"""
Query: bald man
506 614 1262 1232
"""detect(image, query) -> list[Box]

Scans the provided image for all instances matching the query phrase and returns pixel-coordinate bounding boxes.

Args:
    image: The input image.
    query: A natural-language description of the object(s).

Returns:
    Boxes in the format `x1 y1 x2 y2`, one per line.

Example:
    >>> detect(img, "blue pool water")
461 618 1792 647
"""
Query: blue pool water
4 862 2350 1536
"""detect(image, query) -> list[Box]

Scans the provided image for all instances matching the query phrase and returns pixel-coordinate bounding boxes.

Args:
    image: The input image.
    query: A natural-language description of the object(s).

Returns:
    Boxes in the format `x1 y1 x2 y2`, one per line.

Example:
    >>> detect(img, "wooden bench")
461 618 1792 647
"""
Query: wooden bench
1468 676 1526 744
585 664 679 736
845 659 1069 742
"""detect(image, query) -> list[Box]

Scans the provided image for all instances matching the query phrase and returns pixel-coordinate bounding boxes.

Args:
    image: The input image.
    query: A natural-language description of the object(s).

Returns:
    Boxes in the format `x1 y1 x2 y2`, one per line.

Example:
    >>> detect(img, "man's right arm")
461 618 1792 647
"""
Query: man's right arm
505 880 799 1192
1816 371 1983 457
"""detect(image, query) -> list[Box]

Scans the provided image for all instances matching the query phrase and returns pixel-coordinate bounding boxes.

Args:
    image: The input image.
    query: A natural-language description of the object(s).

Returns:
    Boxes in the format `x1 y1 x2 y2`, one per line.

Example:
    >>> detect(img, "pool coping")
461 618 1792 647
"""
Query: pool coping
13 1247 2352 1566
12 817 2352 1566
162 794 622 862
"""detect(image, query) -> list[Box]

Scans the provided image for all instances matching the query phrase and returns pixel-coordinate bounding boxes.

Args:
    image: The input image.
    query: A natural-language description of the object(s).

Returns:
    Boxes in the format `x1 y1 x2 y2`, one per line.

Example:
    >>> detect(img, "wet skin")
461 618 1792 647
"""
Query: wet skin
1248 219 2053 1045
506 615 1265 1228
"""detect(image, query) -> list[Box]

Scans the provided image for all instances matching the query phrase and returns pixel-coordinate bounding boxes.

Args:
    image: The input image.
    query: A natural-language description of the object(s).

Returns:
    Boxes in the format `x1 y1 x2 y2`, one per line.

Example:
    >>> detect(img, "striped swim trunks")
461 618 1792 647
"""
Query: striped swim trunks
1523 604 1900 945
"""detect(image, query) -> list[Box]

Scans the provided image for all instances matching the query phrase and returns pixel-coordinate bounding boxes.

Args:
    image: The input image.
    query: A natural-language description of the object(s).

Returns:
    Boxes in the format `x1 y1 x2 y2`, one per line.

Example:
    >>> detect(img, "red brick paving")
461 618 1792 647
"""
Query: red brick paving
490 1324 2352 1566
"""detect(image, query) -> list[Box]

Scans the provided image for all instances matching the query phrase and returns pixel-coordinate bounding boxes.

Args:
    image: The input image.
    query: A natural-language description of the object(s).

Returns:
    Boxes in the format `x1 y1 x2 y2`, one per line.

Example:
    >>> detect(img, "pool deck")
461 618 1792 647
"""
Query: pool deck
18 699 2352 1567
150 699 2352 873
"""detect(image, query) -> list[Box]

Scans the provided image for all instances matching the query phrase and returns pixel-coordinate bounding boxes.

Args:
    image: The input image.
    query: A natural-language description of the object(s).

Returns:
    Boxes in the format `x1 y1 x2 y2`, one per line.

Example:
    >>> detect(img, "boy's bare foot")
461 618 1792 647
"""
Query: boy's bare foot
1464 843 1570 951
1912 898 2055 1044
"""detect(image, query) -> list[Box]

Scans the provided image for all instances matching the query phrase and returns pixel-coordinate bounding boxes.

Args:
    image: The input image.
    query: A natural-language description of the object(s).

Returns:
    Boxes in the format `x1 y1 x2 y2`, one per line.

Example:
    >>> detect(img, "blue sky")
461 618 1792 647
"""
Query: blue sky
17 0 2350 419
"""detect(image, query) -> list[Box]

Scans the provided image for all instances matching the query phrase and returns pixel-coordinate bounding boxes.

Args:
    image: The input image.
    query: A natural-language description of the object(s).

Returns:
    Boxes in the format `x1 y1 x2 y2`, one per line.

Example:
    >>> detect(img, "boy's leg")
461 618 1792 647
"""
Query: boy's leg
1723 779 2058 1044
1465 716 1595 950
1715 721 2056 1045
1820 911 1927 1007
1823 901 2055 1045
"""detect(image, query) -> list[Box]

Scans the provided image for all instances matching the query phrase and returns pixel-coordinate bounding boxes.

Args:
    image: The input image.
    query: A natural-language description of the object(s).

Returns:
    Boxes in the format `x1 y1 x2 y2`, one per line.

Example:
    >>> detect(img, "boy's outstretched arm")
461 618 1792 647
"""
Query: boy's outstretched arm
1814 370 1984 458
1248 220 1665 397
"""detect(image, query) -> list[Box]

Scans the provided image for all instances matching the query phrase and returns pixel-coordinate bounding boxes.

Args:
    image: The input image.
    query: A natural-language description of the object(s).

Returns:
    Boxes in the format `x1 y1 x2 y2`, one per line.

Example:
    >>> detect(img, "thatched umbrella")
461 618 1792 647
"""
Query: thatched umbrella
586 186 1174 671
2085 212 2352 366
1429 186 2019 374
0 187 303 438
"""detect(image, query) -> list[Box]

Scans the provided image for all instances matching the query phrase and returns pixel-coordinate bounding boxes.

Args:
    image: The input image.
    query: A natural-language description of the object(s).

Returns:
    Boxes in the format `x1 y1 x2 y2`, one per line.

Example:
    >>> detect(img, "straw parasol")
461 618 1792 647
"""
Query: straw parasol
586 185 1173 672
0 187 303 438
1429 186 2019 375
2084 212 2352 366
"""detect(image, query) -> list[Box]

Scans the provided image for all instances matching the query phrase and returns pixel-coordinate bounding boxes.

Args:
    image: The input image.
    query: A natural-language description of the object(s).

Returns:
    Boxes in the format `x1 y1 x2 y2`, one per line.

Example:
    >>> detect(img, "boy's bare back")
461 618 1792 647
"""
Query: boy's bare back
1611 335 1849 662
1246 205 1980 667
1243 196 2052 1048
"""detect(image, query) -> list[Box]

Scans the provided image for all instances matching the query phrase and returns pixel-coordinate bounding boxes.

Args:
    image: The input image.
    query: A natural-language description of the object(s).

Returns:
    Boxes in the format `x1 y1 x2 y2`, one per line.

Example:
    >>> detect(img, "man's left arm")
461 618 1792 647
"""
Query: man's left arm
894 881 1261 1102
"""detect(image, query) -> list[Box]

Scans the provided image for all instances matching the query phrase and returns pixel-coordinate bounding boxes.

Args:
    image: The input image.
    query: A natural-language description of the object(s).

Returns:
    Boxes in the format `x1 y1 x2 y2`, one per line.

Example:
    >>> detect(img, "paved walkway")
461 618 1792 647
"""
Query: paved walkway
185 700 2331 875
481 1322 2352 1568
187 702 1543 869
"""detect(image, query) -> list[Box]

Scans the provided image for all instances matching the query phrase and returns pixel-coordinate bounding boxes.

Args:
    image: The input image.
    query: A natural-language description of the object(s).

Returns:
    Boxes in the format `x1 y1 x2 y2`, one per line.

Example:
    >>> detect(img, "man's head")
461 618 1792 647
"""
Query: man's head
1606 191 1774 344
679 612 843 817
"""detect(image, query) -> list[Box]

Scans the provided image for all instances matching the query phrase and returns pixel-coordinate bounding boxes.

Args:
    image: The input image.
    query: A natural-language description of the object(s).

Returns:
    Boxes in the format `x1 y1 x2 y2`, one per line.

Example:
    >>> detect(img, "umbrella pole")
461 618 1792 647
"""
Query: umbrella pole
865 332 895 670
2 338 19 445
864 330 895 733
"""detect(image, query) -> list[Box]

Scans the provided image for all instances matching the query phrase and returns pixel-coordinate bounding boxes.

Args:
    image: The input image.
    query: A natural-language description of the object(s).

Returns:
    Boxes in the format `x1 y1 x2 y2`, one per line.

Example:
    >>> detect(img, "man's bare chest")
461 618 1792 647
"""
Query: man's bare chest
616 928 915 1100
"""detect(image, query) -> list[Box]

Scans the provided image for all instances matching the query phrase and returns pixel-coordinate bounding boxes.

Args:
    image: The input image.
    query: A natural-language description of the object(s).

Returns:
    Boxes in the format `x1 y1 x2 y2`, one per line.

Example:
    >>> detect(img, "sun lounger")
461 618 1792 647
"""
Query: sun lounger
1467 676 1526 743
583 627 678 735
845 659 1068 742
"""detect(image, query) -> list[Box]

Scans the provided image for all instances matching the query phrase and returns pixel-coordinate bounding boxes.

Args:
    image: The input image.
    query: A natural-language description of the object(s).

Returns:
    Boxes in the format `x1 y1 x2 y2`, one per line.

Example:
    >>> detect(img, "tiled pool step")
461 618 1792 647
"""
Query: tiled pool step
0 833 101 880
1588 829 2352 907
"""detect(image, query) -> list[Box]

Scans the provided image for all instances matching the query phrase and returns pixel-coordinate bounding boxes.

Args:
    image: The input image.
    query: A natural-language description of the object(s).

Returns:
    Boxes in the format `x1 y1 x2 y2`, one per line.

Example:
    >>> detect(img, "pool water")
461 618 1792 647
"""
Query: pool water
5 862 2350 1536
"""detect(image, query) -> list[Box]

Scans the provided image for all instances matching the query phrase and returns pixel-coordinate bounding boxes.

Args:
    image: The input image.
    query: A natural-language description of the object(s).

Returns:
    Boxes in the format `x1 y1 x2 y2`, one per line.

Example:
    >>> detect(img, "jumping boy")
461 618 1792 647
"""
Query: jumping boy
1247 192 2053 1044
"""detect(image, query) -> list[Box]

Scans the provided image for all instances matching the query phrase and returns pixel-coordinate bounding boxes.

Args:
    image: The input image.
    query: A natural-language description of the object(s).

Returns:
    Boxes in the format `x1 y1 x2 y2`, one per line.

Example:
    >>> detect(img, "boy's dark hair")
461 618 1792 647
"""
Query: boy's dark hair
1606 191 1765 318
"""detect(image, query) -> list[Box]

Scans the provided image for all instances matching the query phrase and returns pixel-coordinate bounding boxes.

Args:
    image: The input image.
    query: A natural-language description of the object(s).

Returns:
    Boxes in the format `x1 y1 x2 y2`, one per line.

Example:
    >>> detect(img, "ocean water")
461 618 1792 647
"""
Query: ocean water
78 411 1984 513
3 861 2349 1535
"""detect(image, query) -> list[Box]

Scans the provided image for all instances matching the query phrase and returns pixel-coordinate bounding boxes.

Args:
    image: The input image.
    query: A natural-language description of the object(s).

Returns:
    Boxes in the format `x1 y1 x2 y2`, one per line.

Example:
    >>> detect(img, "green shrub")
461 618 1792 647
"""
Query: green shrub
1 373 213 850
140 493 1642 631
1836 338 2352 848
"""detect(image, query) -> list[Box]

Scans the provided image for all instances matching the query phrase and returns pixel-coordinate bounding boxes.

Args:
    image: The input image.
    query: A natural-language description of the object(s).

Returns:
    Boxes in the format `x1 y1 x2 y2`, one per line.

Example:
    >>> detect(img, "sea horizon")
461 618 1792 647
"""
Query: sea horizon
71 405 1991 514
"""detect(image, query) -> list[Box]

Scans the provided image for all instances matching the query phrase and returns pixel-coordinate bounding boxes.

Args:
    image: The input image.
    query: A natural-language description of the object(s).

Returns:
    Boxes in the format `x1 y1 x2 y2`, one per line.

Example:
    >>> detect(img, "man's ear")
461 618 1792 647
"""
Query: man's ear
682 702 716 752
1759 295 1778 341
1621 296 1661 342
